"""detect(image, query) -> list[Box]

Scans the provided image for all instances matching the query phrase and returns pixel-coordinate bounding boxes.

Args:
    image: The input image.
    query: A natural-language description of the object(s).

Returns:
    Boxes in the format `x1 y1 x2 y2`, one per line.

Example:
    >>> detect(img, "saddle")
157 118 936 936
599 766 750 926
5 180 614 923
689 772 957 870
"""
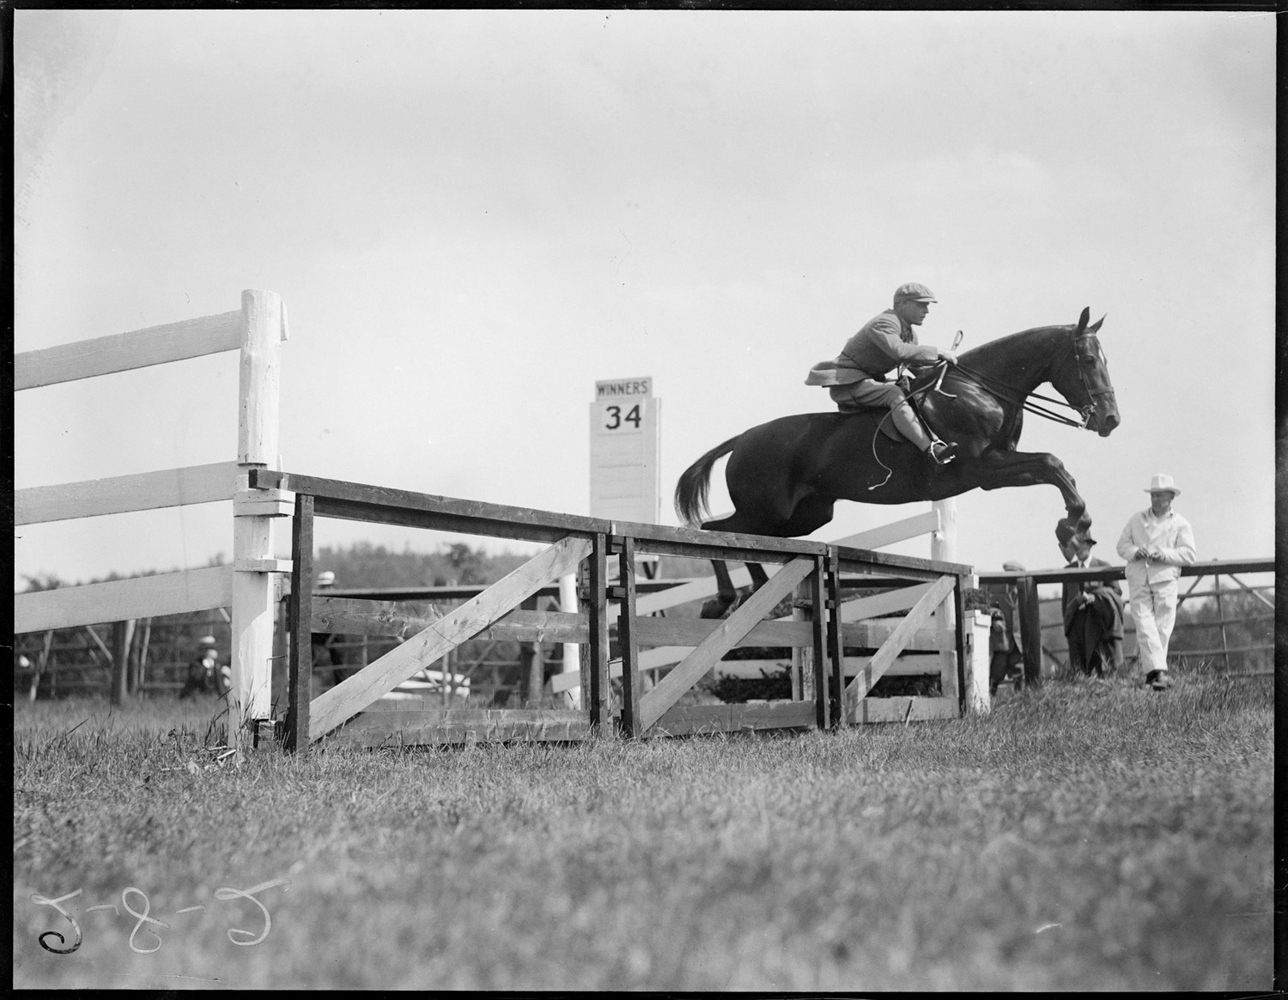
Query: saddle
835 366 945 442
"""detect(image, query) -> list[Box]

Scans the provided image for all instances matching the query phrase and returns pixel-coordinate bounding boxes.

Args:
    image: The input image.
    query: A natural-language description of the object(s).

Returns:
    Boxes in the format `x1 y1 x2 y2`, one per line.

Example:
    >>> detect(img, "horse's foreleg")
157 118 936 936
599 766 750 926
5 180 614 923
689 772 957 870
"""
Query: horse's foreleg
976 451 1089 525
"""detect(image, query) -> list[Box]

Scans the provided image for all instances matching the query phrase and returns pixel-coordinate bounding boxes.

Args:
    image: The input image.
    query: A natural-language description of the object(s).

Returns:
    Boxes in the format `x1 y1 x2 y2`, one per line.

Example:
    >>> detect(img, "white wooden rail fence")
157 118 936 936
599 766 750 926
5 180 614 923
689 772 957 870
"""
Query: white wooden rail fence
14 290 288 746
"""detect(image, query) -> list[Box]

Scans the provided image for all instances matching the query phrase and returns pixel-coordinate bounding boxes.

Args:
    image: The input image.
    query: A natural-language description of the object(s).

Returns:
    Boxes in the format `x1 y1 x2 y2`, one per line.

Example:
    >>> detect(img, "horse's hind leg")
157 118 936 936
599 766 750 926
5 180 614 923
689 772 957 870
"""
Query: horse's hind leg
700 560 740 619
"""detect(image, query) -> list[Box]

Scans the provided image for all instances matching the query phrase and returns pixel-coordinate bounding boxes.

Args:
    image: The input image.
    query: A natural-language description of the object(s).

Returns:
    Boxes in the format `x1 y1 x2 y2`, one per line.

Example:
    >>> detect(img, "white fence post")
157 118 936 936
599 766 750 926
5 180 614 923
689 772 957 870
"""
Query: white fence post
964 609 992 714
559 573 582 708
231 289 287 745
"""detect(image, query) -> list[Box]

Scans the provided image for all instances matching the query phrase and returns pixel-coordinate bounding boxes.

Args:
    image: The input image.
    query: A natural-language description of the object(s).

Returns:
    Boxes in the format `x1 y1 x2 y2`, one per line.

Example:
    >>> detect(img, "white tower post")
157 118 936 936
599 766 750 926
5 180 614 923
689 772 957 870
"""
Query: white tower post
231 289 287 746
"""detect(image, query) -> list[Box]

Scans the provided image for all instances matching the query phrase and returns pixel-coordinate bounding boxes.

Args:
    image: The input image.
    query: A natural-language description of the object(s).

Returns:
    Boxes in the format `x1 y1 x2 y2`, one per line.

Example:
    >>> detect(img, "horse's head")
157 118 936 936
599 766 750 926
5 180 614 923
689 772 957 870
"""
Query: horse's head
1051 307 1119 437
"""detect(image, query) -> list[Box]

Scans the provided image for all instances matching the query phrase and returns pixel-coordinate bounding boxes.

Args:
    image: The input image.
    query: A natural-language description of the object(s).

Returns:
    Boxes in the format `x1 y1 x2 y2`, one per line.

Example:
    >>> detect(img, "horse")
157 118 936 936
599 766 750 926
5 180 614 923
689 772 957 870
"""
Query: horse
675 307 1119 614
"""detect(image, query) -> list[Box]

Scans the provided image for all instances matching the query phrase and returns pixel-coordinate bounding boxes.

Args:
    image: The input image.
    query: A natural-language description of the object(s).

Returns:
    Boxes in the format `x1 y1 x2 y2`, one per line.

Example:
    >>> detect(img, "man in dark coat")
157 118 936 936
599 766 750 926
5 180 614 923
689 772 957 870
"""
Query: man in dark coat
1056 524 1125 677
987 560 1027 694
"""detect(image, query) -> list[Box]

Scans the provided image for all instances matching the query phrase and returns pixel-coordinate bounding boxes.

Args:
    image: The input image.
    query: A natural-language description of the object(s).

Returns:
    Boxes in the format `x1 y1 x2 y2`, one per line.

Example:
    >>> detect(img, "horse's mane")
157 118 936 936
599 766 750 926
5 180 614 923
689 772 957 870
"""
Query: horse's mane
958 323 1074 365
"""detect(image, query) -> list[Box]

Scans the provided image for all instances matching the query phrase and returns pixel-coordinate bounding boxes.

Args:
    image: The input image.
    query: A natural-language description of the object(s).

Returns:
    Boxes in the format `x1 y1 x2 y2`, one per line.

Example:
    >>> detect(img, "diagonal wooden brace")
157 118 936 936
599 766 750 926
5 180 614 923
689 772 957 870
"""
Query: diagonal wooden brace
843 574 957 720
639 557 814 732
308 535 590 742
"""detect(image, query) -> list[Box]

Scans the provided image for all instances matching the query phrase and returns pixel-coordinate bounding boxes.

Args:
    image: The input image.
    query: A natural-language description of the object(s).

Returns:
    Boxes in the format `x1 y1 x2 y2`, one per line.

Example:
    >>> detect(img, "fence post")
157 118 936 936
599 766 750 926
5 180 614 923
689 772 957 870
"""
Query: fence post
1213 574 1230 671
519 594 543 705
585 533 611 731
109 619 135 706
616 535 643 738
1016 575 1042 686
231 289 286 749
963 610 991 714
285 493 314 754
559 572 582 709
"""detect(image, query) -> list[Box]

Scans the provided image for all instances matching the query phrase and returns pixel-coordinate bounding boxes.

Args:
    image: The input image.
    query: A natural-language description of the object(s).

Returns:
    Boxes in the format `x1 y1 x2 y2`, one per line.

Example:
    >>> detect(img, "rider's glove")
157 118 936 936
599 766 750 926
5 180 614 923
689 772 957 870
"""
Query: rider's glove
939 350 957 364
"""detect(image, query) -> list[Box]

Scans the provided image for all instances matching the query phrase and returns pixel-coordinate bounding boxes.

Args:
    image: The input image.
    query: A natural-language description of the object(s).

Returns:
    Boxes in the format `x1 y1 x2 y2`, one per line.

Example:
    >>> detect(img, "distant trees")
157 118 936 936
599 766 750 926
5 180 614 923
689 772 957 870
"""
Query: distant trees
312 541 531 590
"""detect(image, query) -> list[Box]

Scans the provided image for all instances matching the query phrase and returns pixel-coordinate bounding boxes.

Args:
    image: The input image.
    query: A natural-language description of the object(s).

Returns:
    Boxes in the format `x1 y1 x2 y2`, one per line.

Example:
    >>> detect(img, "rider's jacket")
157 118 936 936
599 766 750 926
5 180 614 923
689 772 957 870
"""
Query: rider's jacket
805 309 939 387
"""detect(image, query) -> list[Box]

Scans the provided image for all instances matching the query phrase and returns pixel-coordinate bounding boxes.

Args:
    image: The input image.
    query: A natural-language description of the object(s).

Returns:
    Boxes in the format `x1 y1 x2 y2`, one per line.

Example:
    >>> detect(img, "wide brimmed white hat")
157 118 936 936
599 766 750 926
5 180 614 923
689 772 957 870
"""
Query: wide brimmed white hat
1145 473 1180 496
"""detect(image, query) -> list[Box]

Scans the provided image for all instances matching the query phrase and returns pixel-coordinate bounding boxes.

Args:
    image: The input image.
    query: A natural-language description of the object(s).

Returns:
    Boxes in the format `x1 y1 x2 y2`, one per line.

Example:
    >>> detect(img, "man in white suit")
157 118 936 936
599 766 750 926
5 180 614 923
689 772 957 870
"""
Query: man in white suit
1116 474 1197 690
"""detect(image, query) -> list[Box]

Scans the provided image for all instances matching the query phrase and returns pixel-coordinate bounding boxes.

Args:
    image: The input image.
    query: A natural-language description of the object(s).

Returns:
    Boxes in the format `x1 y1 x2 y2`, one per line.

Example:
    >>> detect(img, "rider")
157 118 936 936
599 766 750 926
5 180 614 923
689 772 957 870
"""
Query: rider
806 282 959 464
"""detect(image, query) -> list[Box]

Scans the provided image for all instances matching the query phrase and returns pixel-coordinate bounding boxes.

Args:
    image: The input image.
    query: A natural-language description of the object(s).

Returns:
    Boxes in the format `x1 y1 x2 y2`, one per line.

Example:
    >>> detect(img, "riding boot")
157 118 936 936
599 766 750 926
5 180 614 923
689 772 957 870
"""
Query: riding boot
927 439 959 465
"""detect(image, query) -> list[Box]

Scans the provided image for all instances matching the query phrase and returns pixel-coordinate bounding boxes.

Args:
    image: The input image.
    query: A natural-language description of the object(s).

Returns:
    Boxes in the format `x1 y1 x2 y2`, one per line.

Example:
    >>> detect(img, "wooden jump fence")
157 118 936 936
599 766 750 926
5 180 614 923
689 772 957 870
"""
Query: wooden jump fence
249 469 989 751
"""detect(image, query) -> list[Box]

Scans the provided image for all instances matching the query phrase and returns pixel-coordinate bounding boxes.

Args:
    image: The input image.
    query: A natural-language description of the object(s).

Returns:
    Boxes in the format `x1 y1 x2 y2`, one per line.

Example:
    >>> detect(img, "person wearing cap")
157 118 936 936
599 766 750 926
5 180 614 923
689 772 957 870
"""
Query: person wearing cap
311 571 349 686
806 282 960 464
986 560 1027 694
179 636 229 699
1115 474 1196 690
1057 523 1124 678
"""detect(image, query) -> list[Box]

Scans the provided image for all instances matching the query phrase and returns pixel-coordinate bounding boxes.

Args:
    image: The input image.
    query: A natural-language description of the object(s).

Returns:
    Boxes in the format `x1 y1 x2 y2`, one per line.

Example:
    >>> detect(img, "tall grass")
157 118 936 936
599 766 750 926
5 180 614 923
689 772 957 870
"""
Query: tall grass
13 666 1272 991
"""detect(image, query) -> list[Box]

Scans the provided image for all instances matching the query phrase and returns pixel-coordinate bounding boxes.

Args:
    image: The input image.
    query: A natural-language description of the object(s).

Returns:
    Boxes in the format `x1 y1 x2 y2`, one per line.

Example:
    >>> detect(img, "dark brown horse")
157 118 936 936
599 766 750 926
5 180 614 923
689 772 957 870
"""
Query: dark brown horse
675 308 1119 612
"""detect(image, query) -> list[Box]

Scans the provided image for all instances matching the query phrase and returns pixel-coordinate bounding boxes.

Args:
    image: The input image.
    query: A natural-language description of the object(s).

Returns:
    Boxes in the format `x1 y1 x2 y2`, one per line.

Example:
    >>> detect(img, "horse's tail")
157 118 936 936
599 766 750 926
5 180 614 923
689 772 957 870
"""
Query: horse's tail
674 435 740 527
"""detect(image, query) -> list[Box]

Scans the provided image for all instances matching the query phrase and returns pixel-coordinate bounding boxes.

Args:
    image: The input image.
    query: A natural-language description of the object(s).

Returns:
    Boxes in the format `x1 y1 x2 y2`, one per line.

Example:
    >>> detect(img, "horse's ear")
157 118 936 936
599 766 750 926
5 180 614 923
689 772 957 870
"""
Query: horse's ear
1075 307 1090 334
1088 313 1106 334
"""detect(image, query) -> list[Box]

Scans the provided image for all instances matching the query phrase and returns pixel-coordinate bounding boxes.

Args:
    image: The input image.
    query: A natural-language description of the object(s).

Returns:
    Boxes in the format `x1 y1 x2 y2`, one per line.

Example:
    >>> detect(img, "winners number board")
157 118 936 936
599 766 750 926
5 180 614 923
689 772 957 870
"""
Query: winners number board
590 377 660 523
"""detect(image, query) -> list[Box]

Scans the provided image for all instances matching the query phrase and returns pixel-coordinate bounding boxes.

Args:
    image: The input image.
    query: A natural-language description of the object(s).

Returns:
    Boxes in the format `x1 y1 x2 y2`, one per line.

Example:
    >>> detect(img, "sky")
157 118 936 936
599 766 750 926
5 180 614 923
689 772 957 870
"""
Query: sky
12 9 1277 592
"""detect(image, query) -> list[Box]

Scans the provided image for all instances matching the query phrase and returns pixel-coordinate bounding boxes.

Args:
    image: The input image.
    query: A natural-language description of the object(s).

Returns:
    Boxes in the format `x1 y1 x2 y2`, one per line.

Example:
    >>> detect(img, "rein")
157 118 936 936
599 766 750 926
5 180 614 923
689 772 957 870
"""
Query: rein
940 335 1109 429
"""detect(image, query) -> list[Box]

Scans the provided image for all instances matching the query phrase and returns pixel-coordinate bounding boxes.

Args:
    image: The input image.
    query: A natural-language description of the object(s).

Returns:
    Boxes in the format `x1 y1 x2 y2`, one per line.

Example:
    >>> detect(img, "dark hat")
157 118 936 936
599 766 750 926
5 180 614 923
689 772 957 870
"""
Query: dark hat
1055 522 1096 546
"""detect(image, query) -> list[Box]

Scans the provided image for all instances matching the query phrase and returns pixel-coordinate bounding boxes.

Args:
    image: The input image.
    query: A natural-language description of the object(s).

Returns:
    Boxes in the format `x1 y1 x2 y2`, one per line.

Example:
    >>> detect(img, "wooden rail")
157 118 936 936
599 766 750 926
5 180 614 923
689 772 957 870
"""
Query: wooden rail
979 559 1273 678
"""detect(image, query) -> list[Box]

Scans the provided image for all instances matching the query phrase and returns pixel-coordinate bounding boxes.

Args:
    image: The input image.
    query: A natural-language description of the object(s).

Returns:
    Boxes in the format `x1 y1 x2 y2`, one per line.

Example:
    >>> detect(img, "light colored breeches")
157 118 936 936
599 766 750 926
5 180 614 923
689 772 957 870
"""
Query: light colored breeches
828 379 932 451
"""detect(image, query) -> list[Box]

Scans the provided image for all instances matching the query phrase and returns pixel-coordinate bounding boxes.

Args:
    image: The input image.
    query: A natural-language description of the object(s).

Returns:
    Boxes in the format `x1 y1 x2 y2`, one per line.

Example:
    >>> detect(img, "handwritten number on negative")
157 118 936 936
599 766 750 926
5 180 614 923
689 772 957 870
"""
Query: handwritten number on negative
214 878 292 946
31 888 84 954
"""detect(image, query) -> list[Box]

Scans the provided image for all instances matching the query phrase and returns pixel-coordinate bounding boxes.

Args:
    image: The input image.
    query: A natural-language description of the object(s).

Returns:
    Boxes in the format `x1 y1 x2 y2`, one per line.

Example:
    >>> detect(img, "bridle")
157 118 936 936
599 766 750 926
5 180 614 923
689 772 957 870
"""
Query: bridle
945 331 1113 429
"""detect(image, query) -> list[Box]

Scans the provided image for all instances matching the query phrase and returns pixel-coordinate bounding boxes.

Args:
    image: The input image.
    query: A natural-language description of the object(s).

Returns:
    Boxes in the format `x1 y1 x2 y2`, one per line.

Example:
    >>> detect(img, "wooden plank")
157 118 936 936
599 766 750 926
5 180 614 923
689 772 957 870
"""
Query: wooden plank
825 550 845 728
977 558 1273 587
830 510 940 550
325 708 592 747
842 652 944 677
617 537 644 738
15 461 242 525
15 567 234 633
833 544 973 578
809 554 828 730
838 620 942 652
587 534 611 729
630 568 755 615
308 536 591 742
310 599 588 644
628 616 814 649
844 574 957 704
650 700 817 737
253 468 829 560
639 558 813 732
852 696 959 725
14 310 243 389
838 582 933 623
286 494 314 754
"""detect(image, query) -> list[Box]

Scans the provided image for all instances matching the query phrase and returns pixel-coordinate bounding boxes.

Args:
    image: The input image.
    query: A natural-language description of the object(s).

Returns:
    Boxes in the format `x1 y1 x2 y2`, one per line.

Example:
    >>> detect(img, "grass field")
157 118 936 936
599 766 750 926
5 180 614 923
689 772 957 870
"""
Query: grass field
13 664 1274 991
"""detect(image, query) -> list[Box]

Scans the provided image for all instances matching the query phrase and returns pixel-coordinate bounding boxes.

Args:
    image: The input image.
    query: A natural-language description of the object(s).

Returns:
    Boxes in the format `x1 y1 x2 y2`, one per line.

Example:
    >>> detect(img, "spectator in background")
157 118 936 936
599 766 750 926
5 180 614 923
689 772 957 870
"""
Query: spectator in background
1116 474 1197 691
311 571 348 686
1056 523 1124 678
987 561 1027 694
180 636 229 699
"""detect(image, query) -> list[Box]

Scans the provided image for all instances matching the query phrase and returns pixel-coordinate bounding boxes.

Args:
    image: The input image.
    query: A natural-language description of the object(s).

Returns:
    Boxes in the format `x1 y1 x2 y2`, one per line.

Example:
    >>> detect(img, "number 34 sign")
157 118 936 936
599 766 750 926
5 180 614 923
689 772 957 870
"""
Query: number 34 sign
590 377 660 524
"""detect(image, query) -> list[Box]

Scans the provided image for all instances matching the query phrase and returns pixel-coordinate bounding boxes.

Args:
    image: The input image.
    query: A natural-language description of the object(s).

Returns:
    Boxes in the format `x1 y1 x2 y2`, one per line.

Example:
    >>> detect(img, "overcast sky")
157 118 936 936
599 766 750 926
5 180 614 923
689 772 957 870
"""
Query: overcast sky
13 9 1276 590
